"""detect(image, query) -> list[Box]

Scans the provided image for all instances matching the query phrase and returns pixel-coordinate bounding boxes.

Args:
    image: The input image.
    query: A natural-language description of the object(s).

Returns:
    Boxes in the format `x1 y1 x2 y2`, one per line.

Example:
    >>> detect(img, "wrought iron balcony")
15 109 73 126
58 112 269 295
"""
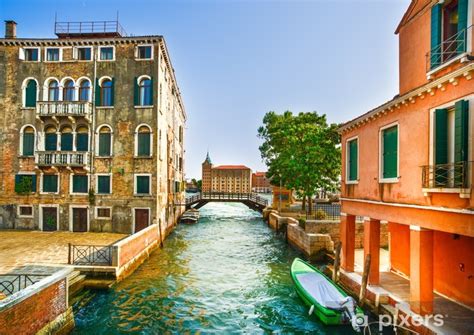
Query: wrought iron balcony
35 151 89 167
421 161 470 189
36 101 92 119
427 25 473 71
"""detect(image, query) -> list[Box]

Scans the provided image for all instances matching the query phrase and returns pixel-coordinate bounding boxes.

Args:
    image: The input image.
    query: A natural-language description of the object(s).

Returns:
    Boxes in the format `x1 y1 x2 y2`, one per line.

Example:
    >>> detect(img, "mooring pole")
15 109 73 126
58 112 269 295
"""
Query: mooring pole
332 241 342 282
359 254 371 306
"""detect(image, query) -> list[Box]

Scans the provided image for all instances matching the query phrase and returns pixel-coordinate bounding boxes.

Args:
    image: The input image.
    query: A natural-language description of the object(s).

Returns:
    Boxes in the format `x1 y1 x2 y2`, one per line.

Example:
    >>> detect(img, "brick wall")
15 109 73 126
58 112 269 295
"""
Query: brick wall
116 224 159 268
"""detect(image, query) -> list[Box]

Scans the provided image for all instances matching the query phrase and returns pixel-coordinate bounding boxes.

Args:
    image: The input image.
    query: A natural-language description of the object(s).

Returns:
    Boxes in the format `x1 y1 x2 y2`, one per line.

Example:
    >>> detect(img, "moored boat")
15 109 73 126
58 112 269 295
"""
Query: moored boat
180 209 200 224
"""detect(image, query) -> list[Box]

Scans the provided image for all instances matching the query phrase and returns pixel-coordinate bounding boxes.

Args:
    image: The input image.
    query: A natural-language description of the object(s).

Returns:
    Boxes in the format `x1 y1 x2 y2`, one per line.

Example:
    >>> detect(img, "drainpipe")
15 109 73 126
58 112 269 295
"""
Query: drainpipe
90 47 97 200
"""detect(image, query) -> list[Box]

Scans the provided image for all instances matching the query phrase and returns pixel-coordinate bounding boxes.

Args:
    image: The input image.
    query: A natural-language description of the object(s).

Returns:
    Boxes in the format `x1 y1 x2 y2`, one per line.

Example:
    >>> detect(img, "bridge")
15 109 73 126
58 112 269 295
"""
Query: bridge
186 192 269 212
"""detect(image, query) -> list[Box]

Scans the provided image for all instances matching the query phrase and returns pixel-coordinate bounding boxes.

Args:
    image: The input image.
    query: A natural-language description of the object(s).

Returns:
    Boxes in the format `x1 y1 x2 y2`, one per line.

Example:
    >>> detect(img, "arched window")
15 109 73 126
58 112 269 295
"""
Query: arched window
45 126 57 151
78 80 90 102
136 125 151 157
98 126 112 156
48 81 59 101
100 79 113 107
76 126 88 152
60 126 73 151
22 126 35 156
139 78 152 106
63 80 75 101
24 80 37 107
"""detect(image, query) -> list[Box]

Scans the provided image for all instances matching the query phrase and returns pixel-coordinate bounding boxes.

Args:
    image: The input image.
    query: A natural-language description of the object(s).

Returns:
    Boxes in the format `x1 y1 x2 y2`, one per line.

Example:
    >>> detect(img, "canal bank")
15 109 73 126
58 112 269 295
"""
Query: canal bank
71 202 357 334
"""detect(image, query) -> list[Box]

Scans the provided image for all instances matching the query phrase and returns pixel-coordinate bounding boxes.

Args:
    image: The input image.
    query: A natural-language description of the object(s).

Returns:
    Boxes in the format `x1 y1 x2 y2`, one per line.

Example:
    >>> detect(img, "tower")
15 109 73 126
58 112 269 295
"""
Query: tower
201 151 212 192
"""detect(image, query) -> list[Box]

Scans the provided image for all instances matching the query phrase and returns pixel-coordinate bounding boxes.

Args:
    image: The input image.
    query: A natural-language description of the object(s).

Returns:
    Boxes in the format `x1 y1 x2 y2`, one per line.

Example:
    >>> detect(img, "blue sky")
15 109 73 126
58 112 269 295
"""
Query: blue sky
1 0 409 179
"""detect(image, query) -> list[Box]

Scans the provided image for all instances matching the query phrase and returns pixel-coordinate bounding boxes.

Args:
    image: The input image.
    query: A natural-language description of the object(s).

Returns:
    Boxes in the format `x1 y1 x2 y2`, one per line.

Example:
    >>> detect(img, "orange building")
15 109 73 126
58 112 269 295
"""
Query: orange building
252 172 272 193
201 153 252 193
339 0 474 322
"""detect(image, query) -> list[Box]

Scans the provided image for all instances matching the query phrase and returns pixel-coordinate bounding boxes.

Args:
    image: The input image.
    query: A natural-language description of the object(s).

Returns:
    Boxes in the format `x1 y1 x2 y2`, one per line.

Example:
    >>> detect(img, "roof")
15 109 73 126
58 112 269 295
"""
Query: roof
0 35 163 46
253 171 266 176
395 0 431 34
213 165 251 170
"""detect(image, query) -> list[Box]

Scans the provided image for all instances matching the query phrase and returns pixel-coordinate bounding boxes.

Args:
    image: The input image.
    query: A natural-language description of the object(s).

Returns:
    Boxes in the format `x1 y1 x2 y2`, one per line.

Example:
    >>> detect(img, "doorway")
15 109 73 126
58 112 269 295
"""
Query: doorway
42 207 58 231
72 207 88 232
134 208 150 233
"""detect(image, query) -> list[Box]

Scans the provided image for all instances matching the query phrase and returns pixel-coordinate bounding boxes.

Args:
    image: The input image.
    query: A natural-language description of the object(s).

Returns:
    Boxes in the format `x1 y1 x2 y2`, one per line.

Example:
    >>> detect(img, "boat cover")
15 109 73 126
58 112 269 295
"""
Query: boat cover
296 272 349 310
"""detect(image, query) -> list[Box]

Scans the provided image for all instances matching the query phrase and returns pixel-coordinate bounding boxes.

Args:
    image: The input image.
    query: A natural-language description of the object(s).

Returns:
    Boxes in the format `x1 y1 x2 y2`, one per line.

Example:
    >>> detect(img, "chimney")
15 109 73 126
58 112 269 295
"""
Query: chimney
5 20 17 39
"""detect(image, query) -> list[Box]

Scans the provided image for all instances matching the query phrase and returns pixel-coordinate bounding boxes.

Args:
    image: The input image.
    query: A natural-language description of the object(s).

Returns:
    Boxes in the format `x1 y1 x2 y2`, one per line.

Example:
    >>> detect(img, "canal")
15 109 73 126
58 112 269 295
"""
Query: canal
72 202 356 334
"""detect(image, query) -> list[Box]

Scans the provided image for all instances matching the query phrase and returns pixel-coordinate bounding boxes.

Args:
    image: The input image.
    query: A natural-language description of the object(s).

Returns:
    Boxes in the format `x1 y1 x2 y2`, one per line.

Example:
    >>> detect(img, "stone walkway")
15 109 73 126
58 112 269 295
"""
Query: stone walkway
0 230 127 274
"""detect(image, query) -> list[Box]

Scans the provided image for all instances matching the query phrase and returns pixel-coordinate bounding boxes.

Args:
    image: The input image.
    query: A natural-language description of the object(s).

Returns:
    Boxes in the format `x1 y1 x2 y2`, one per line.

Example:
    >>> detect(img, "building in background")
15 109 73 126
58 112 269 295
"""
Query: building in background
339 0 473 325
0 20 186 235
201 153 252 193
251 171 272 193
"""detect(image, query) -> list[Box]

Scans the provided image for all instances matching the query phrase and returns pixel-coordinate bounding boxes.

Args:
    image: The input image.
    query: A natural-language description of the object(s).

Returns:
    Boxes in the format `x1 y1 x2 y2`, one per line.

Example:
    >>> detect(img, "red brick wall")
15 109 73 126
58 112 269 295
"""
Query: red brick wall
118 224 159 267
0 279 67 335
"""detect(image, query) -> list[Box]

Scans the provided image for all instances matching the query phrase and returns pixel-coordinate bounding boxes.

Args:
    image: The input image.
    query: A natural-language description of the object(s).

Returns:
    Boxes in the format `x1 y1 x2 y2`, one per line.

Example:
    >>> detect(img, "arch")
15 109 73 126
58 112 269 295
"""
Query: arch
99 78 113 107
136 75 151 83
134 123 152 133
59 77 75 87
138 76 152 106
76 125 89 152
98 76 113 86
63 79 75 101
135 123 152 157
60 126 73 151
96 124 113 157
20 124 36 156
77 77 92 102
22 78 39 108
44 125 58 151
46 79 60 102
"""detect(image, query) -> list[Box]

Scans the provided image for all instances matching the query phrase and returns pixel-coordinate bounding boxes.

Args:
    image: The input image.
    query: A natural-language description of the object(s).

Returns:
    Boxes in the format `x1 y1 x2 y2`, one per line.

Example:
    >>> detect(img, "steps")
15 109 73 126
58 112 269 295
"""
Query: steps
67 271 86 298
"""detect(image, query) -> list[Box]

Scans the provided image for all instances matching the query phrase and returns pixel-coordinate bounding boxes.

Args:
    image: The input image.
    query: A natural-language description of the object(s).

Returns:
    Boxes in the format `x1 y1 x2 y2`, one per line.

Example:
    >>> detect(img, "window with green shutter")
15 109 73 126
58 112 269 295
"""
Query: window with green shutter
15 174 36 193
61 132 73 151
454 100 469 187
136 176 150 194
457 0 468 53
22 127 35 156
42 175 58 193
430 4 442 69
98 129 112 156
45 133 57 151
434 108 448 186
137 125 151 156
348 139 358 181
382 125 398 179
72 175 88 194
25 80 37 107
97 175 111 194
76 133 88 152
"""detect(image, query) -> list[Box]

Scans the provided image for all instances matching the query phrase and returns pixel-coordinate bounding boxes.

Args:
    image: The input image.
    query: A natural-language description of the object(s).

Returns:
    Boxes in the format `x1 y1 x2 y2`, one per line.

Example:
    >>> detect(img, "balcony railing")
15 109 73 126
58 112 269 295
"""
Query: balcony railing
422 161 470 189
55 20 127 37
35 151 89 167
36 101 92 118
427 25 473 71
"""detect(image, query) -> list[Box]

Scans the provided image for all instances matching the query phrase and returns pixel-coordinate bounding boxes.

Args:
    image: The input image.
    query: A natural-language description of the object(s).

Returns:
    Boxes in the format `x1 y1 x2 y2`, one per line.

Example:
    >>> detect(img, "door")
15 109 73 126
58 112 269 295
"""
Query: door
72 208 88 232
134 209 149 233
42 207 58 231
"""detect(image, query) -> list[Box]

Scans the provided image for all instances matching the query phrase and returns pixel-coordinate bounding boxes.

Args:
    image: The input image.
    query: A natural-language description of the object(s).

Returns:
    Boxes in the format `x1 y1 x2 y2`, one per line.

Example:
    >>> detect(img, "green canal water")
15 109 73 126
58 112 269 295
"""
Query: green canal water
72 202 361 334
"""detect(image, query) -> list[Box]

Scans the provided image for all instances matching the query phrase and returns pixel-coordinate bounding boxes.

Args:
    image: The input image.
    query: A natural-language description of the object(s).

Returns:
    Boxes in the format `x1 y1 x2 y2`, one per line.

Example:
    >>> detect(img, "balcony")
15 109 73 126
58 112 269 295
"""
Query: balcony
54 20 126 38
36 101 92 120
421 161 471 198
426 25 473 72
35 151 89 167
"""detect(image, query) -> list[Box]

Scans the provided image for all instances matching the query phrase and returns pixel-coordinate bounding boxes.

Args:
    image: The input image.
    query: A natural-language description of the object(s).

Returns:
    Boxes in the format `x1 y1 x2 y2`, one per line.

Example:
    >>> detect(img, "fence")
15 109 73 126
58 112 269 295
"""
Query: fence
68 243 113 266
0 274 47 296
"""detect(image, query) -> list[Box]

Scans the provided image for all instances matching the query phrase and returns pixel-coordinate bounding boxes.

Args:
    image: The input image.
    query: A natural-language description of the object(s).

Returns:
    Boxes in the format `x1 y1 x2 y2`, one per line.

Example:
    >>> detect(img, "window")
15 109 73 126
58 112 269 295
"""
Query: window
96 207 111 219
79 80 91 101
97 126 112 156
136 45 152 59
18 206 33 218
21 126 35 156
48 81 59 101
135 77 153 106
42 174 58 193
76 47 92 61
99 47 114 61
45 126 57 151
98 79 114 107
97 175 111 194
24 79 37 107
15 174 36 193
179 126 183 143
135 175 151 195
136 125 151 157
23 48 39 61
60 126 73 151
72 175 88 194
46 48 60 62
63 80 75 101
380 124 398 181
76 126 89 152
347 138 358 182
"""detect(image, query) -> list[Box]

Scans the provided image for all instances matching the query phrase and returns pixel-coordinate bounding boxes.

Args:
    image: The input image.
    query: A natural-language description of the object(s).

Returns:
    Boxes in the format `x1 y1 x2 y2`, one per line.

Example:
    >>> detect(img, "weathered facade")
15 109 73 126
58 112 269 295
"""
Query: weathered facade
201 153 252 193
251 171 271 193
0 21 186 235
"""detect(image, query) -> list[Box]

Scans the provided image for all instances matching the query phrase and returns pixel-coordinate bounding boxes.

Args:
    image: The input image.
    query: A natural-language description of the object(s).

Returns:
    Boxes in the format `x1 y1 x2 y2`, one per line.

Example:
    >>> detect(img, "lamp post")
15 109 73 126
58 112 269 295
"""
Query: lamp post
278 174 282 213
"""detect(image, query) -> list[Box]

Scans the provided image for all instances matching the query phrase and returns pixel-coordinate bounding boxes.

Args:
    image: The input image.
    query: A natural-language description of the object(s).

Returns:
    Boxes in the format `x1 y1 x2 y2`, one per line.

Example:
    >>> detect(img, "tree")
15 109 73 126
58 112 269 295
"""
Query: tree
258 111 340 215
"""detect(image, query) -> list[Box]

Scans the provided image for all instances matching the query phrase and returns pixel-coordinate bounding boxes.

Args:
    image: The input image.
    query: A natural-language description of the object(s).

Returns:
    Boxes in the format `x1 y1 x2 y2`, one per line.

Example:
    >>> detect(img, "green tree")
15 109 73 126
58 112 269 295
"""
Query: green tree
258 111 340 215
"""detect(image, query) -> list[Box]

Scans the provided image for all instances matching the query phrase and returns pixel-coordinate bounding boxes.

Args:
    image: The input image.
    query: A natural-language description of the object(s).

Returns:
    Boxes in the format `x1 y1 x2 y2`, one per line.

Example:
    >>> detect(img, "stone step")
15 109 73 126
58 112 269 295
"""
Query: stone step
84 278 116 290
67 270 82 283
69 273 86 288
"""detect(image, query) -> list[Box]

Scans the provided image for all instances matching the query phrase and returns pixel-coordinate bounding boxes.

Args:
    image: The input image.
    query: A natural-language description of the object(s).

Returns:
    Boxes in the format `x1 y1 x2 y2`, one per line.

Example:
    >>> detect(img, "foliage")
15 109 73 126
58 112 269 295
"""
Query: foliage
315 209 327 220
257 111 341 214
196 179 202 191
15 177 33 195
298 218 306 230
45 216 56 229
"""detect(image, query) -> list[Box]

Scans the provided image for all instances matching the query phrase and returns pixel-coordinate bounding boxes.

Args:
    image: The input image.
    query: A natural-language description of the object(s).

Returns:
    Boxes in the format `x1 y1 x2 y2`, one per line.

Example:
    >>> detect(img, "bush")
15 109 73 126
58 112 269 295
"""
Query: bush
298 218 306 230
315 209 327 220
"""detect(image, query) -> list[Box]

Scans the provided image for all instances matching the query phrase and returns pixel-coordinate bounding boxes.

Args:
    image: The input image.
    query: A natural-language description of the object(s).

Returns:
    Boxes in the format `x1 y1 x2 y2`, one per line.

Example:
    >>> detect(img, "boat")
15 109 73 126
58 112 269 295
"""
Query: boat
290 258 365 332
180 209 200 224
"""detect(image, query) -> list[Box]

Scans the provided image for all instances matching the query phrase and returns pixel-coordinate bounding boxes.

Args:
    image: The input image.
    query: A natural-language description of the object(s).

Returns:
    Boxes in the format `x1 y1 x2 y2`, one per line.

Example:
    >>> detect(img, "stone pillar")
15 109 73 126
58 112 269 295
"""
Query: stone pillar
364 217 380 285
340 213 355 272
410 225 433 315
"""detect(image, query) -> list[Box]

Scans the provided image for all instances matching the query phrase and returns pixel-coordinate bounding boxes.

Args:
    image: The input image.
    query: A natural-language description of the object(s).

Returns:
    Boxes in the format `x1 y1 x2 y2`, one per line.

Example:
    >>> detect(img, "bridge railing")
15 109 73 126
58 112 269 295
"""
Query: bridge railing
186 192 268 207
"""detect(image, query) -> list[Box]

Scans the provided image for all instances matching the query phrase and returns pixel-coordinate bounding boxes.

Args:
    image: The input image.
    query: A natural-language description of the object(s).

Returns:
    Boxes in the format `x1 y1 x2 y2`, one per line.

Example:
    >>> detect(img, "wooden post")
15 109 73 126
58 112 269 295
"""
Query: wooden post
359 254 371 306
68 243 72 264
332 241 342 282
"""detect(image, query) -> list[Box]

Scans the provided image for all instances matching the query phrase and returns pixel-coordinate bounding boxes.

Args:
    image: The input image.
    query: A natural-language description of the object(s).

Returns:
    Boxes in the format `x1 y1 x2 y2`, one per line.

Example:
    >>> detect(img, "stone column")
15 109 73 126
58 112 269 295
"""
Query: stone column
364 217 380 285
410 225 433 315
340 213 355 272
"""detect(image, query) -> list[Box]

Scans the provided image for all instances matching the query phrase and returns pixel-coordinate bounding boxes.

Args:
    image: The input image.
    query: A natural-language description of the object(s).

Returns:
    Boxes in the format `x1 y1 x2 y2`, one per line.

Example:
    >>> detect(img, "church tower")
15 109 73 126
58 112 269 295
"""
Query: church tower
201 152 212 192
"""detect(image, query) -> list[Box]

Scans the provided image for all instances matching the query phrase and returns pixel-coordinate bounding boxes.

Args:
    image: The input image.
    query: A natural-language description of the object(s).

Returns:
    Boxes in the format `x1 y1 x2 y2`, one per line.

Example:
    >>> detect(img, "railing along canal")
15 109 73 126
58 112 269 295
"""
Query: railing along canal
0 274 48 296
68 243 113 266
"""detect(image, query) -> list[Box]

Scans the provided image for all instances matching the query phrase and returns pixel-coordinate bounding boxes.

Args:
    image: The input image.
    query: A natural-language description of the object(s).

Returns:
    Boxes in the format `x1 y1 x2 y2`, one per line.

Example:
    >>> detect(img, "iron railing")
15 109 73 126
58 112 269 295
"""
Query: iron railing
186 192 269 207
55 20 127 37
422 161 470 189
35 151 89 167
313 202 341 220
0 274 47 296
68 243 113 266
36 101 92 118
427 25 473 71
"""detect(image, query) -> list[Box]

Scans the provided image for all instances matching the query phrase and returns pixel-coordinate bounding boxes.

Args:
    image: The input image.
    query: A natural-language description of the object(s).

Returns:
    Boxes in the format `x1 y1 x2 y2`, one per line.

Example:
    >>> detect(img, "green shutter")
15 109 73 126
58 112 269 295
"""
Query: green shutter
435 108 448 186
73 175 88 193
25 80 37 107
45 133 57 151
76 133 88 151
99 133 111 156
454 100 469 163
458 0 468 53
383 126 398 179
95 78 101 106
31 175 37 192
110 78 115 106
61 133 73 151
348 139 358 181
150 76 154 105
98 176 110 194
23 133 34 156
137 176 150 194
138 133 151 156
43 175 58 193
134 77 139 106
430 4 442 69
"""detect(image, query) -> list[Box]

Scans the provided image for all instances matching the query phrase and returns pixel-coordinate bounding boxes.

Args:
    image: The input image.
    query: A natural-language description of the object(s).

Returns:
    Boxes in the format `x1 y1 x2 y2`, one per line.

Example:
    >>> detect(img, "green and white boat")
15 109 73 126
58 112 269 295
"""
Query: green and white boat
290 258 365 332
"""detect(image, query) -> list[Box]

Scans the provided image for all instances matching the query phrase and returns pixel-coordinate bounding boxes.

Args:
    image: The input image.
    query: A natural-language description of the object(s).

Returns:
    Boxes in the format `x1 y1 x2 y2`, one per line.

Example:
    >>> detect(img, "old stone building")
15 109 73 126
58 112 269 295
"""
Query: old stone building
0 20 186 234
201 153 252 193
251 171 271 193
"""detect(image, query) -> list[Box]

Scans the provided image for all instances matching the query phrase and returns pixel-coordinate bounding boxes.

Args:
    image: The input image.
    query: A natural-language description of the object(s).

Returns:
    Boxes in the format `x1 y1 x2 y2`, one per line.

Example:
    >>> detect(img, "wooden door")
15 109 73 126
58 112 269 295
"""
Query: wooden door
134 209 149 233
72 208 88 232
42 207 57 231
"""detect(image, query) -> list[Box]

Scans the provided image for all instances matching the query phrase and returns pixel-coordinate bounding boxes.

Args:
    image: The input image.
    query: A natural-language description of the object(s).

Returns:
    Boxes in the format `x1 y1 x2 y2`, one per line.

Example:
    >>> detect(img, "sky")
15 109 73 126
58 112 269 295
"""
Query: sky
1 0 410 179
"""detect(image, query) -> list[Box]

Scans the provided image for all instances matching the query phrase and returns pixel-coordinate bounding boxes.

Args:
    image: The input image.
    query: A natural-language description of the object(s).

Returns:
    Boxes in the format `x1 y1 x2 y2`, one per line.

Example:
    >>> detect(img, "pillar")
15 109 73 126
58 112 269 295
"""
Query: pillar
340 213 355 272
364 217 380 285
409 226 433 315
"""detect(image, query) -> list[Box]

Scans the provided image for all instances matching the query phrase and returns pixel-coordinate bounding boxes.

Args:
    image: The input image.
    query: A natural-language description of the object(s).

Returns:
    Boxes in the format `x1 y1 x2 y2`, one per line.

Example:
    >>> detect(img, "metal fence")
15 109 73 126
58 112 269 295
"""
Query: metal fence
0 274 47 296
422 161 470 189
68 243 113 266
